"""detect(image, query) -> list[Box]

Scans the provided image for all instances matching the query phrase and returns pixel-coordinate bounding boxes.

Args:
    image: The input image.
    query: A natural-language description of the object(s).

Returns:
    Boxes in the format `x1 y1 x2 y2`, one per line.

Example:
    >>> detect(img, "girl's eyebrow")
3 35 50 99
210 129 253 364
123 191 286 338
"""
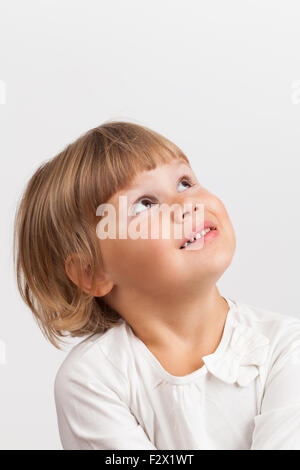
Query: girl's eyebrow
121 183 148 198
124 181 145 192
123 163 192 195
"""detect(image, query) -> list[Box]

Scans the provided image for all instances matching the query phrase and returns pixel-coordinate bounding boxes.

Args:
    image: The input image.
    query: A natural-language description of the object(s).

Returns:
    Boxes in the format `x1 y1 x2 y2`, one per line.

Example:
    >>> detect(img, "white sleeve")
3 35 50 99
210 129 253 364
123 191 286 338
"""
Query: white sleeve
251 326 300 450
54 349 157 450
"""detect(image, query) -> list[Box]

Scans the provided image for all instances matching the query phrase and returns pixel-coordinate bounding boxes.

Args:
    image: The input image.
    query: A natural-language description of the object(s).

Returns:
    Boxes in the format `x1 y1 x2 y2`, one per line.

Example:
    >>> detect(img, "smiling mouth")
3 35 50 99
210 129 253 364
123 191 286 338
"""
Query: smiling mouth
180 227 217 249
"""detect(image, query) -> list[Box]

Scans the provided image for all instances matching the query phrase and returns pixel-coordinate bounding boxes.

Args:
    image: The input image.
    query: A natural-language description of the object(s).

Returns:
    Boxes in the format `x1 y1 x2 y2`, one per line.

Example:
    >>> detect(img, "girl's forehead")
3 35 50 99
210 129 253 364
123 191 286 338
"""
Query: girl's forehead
126 160 192 188
107 159 193 205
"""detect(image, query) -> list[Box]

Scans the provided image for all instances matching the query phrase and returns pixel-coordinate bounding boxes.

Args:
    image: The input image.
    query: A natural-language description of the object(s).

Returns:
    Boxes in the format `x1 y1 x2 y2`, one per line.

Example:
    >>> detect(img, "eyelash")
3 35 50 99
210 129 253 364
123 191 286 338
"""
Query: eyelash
133 175 195 212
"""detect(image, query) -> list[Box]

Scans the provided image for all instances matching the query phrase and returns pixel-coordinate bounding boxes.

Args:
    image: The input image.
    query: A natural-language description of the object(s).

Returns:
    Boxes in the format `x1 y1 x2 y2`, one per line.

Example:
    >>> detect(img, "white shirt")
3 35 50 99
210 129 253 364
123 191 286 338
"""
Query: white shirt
54 296 300 450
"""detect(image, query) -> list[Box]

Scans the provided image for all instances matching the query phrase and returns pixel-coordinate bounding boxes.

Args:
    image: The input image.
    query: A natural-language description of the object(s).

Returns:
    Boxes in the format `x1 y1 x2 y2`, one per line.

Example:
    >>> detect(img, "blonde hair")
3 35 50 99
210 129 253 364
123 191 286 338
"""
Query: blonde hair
13 121 190 349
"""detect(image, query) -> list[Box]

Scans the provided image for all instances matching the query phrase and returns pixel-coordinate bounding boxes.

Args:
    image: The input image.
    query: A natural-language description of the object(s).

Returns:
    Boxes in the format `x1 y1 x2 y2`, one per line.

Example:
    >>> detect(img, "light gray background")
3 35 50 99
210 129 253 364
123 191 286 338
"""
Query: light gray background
1 0 300 450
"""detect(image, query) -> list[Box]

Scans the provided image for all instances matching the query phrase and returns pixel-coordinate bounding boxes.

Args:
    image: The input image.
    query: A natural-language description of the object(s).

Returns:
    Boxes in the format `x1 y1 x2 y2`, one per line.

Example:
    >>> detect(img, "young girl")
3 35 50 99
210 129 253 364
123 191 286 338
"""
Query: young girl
13 121 300 450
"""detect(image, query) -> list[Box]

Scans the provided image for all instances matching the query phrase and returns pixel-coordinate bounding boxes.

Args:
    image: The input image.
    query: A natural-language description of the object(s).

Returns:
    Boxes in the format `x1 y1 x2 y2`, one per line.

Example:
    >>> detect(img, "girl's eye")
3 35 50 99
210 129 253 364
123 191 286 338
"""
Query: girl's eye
178 176 194 192
132 197 158 216
131 176 195 216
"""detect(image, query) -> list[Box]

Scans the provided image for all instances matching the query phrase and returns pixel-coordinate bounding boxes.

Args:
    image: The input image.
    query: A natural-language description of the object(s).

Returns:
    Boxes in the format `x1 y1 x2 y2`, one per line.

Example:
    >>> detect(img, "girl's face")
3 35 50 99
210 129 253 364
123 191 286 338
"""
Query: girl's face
97 159 236 299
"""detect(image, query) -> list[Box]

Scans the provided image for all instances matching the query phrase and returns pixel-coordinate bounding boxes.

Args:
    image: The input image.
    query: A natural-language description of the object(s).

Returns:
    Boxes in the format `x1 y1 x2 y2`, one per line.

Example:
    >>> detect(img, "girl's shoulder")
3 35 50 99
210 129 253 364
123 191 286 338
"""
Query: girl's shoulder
231 297 300 365
232 297 300 333
54 320 131 399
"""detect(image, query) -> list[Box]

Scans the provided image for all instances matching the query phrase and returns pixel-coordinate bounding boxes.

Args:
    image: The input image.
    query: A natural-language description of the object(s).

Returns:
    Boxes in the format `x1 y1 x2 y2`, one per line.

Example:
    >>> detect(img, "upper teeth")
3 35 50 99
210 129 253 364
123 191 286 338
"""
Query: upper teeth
181 228 212 249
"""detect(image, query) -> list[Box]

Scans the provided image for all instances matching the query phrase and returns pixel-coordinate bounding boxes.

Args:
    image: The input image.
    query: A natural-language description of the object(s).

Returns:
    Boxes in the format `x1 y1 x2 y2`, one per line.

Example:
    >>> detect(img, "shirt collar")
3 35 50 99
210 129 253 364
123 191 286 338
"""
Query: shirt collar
202 297 270 387
128 296 270 388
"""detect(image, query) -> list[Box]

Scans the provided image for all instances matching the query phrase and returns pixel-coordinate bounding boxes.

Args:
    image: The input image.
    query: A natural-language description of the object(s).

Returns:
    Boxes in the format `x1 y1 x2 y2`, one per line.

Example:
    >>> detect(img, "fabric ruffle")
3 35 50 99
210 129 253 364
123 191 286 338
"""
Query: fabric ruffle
203 322 270 387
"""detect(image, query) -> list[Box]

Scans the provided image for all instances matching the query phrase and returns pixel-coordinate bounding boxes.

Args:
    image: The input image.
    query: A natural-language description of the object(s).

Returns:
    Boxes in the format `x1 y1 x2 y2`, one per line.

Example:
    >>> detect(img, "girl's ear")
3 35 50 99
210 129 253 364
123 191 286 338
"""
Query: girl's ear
64 253 114 297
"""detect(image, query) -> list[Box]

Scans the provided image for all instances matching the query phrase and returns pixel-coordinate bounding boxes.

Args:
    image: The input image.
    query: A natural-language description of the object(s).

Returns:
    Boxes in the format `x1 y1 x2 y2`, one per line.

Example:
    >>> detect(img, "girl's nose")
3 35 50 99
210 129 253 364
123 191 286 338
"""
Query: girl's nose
172 198 203 224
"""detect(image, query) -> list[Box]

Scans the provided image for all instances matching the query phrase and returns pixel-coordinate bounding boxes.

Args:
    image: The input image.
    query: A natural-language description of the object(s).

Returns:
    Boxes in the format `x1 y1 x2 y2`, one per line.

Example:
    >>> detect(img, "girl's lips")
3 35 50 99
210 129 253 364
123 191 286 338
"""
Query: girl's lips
179 221 217 249
180 227 218 250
